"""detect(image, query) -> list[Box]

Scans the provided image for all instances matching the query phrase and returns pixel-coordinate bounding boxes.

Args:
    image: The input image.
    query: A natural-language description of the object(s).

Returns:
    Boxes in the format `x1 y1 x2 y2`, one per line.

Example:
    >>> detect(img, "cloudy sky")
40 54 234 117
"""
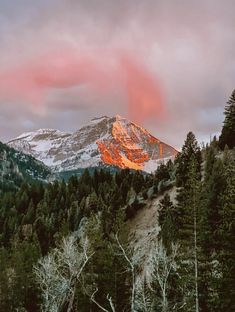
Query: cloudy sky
0 0 234 148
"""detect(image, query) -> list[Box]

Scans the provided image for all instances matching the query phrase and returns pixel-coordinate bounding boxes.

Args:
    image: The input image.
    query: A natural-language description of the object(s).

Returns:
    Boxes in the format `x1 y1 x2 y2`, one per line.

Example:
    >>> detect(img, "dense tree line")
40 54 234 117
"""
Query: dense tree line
159 137 235 311
0 165 173 311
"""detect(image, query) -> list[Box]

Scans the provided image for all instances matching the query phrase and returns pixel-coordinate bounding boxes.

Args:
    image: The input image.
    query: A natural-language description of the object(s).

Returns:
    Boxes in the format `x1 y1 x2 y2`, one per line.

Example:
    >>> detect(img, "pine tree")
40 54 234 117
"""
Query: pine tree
219 89 235 149
0 247 12 310
175 132 202 187
175 137 202 311
199 151 225 311
132 171 145 193
22 199 35 225
199 149 225 254
7 236 41 311
217 153 235 311
158 194 178 250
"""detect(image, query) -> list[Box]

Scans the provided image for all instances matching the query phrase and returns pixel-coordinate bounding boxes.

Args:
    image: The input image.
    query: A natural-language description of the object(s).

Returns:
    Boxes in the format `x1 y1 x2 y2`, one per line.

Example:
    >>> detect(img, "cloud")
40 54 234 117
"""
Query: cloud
0 0 234 147
0 48 164 123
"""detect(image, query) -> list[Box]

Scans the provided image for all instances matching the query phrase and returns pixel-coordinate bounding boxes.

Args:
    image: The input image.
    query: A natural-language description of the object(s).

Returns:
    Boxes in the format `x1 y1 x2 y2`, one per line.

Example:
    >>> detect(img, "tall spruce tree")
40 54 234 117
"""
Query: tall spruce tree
199 147 226 311
217 152 235 311
175 133 202 311
158 194 178 250
175 132 202 187
219 89 235 149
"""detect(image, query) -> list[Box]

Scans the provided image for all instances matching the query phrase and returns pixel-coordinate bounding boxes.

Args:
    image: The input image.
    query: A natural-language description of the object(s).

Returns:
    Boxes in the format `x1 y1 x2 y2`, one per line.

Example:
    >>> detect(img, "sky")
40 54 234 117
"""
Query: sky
0 0 234 149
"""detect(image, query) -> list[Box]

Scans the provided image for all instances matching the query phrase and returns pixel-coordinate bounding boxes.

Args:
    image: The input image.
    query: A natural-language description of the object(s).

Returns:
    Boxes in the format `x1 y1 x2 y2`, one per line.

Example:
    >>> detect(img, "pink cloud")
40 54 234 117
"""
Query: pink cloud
120 56 164 123
0 48 164 123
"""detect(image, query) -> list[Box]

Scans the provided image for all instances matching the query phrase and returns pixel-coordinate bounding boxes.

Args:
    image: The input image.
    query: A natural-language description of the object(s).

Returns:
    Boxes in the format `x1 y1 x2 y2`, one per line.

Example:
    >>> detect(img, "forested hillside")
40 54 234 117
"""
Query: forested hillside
0 142 51 192
0 91 234 311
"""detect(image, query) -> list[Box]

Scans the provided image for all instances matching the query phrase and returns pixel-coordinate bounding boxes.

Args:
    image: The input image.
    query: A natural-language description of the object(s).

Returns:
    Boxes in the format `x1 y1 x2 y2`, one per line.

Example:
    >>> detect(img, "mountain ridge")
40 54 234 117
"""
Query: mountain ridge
8 115 178 173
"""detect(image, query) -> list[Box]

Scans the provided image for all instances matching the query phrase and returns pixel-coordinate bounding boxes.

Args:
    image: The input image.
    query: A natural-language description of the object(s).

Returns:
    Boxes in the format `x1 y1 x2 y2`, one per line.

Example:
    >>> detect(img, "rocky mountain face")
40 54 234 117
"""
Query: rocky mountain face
8 115 178 173
0 141 51 191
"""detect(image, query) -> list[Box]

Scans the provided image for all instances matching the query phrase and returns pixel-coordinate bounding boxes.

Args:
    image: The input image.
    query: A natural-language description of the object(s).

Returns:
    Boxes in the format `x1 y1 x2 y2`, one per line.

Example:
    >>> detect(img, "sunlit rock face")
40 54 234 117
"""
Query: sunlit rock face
96 116 177 171
7 116 178 173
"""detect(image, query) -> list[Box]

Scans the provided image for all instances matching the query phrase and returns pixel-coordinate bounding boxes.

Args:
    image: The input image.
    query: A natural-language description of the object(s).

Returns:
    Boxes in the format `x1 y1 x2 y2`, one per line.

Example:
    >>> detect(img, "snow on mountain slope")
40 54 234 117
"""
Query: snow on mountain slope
8 129 71 167
7 116 178 173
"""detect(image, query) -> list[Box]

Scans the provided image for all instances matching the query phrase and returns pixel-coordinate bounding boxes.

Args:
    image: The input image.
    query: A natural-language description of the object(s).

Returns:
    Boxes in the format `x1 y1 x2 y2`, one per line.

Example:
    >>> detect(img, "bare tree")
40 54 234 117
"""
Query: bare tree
90 288 116 312
82 233 137 312
34 234 93 312
115 235 179 312
146 240 179 312
115 233 136 312
35 231 178 312
115 236 180 312
134 276 153 312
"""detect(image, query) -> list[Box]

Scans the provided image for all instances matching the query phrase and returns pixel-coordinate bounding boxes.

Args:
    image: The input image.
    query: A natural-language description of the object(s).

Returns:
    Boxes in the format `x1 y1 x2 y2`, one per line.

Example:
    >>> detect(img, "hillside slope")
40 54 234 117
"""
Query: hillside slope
0 142 51 191
127 187 177 275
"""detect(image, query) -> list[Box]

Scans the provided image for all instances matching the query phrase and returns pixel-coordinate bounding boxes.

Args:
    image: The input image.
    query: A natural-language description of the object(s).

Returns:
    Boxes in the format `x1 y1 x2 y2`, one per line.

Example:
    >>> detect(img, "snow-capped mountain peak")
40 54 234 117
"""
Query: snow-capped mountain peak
7 116 178 173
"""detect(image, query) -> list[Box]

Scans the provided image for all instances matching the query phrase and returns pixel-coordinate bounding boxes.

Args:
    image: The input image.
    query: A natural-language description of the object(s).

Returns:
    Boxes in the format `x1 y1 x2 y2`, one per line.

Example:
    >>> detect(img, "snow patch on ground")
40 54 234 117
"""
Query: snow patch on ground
143 156 174 174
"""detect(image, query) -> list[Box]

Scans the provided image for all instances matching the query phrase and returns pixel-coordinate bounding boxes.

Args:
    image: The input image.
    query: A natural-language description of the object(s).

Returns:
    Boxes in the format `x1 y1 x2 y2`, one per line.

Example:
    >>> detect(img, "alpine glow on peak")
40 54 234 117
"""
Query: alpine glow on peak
8 115 177 173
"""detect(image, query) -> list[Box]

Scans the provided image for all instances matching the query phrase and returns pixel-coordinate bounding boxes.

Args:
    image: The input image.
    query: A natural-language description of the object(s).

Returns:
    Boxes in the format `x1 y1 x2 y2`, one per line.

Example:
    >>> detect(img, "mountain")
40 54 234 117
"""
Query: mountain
7 115 178 173
0 141 51 191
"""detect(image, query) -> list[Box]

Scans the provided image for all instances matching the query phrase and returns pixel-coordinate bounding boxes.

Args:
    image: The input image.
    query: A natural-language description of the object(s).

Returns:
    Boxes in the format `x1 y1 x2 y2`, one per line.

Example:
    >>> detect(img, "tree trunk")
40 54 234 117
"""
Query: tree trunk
162 288 168 312
194 195 199 312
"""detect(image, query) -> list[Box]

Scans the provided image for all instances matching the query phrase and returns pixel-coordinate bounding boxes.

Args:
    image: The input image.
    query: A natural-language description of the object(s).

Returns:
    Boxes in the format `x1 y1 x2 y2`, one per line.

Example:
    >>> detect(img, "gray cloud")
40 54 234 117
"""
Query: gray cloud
0 0 234 148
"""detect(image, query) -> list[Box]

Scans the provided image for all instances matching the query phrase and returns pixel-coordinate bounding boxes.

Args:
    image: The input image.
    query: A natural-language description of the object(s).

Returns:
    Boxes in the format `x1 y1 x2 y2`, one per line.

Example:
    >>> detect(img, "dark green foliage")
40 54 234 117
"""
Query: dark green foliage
152 160 175 194
158 194 178 250
132 171 145 193
177 156 201 244
0 236 41 311
175 156 202 310
175 131 202 187
197 148 235 312
0 166 163 311
200 150 224 255
219 89 235 149
216 152 235 311
171 128 235 312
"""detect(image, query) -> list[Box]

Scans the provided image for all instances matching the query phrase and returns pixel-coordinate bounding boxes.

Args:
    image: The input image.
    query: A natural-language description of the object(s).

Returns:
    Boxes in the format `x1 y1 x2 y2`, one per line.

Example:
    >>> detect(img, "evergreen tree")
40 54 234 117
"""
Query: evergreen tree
219 89 235 149
22 199 35 225
177 157 201 311
0 247 12 310
175 133 202 311
158 194 178 250
198 147 226 311
132 171 145 193
0 236 41 311
217 153 235 311
175 132 202 187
